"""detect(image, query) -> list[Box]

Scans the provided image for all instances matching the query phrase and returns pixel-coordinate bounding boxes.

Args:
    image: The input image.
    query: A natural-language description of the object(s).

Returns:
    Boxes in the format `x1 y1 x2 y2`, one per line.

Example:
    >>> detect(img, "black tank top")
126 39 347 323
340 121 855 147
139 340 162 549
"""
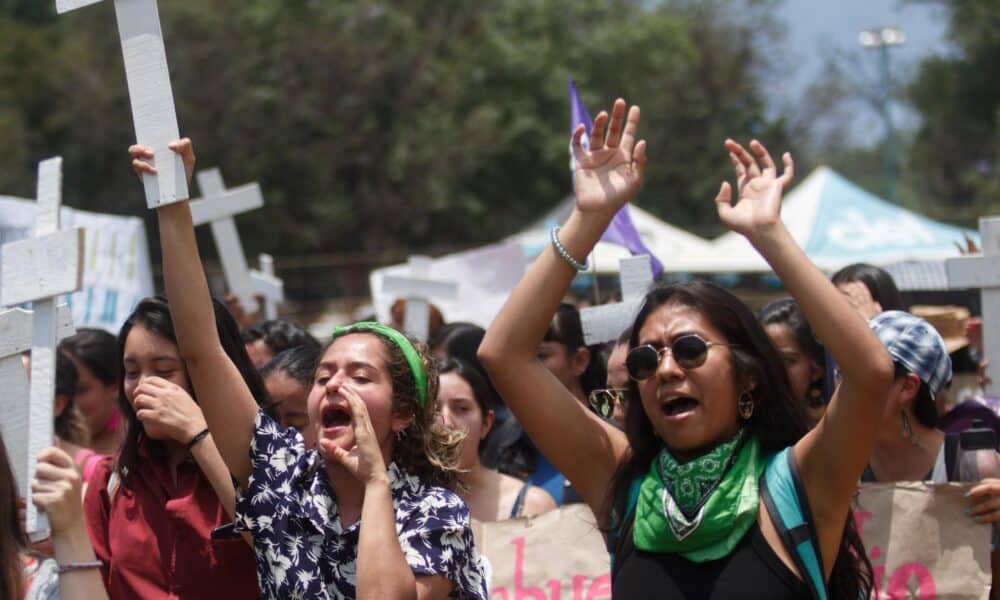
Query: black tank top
612 522 811 599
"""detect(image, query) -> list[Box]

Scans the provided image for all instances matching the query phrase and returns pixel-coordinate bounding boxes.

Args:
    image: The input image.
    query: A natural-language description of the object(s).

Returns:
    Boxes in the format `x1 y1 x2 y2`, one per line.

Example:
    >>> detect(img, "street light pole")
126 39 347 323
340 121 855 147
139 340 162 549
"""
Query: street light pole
860 26 905 203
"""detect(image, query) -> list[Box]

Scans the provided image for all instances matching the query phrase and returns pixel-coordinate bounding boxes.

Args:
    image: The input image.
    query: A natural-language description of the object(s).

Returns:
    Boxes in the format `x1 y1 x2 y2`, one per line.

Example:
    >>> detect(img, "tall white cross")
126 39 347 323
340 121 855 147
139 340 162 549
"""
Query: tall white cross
0 157 84 535
188 168 263 315
381 255 459 342
56 0 188 209
946 217 1000 395
580 255 654 345
0 307 75 537
250 254 284 321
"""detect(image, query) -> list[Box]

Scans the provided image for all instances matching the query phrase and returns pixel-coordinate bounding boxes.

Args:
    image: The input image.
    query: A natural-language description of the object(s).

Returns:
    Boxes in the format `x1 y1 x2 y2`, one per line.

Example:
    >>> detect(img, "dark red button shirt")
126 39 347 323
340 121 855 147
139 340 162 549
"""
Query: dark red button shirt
84 450 259 599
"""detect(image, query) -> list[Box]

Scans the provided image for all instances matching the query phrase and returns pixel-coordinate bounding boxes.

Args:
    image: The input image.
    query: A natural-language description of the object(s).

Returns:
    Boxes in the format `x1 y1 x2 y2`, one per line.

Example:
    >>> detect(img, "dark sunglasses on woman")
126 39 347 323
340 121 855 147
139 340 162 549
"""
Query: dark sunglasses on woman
626 334 730 380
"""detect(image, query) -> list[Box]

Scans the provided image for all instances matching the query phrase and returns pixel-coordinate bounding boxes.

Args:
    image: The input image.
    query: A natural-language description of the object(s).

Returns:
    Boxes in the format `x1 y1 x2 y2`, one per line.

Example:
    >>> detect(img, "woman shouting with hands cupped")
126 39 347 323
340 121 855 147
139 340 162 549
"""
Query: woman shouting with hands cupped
478 99 894 598
129 140 489 599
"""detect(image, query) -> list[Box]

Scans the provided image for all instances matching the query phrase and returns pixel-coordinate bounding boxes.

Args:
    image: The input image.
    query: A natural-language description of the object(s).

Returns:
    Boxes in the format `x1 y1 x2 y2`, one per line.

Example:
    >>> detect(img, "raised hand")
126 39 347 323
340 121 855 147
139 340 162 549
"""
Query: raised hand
31 447 85 537
572 98 647 215
133 377 208 446
320 386 390 486
714 139 794 240
129 138 196 187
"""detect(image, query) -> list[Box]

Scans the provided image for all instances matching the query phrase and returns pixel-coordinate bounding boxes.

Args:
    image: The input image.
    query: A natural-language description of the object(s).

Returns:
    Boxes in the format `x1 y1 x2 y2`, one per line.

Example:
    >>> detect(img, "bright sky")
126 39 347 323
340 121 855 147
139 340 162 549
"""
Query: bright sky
774 0 952 145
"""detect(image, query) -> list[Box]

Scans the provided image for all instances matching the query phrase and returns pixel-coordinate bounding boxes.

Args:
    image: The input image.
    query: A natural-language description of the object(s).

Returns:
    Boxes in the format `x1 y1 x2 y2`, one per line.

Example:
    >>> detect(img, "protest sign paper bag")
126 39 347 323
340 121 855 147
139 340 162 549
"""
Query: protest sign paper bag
476 504 611 600
857 482 990 599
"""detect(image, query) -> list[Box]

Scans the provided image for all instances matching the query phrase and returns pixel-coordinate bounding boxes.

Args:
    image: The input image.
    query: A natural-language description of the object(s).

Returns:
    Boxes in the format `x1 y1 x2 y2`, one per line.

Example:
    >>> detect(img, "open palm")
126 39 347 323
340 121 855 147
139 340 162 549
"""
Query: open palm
715 139 794 238
572 99 647 214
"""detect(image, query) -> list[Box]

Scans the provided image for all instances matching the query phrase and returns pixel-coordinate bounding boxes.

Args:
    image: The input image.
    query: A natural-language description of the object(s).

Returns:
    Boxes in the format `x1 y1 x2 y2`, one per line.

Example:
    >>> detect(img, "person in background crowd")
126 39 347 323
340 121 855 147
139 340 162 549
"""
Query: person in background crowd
831 263 904 321
84 297 261 599
242 318 320 369
51 352 97 482
430 322 486 364
133 139 489 599
59 329 125 457
480 98 892 598
759 298 829 426
261 344 320 449
860 310 1000 592
2 433 109 600
436 358 556 521
589 327 632 428
391 298 446 343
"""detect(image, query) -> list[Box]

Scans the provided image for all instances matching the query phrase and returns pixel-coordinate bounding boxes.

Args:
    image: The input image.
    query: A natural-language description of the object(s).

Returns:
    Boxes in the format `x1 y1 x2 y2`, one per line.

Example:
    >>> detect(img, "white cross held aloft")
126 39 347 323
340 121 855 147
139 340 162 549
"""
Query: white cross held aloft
0 157 84 536
189 168 264 316
251 254 284 321
580 255 654 345
381 256 459 342
946 217 1000 395
56 0 188 209
0 307 76 537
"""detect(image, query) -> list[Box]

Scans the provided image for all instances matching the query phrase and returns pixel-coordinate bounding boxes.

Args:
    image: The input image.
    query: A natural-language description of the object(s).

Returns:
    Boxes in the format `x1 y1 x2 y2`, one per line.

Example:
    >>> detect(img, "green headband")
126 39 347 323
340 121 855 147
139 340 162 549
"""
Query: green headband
330 321 428 407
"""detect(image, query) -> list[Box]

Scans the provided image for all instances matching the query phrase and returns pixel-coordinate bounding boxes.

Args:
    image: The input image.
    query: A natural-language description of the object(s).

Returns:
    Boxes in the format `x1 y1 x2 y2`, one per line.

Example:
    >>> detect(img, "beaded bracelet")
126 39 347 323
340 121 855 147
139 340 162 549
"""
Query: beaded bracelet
550 226 591 272
185 427 211 451
57 560 102 575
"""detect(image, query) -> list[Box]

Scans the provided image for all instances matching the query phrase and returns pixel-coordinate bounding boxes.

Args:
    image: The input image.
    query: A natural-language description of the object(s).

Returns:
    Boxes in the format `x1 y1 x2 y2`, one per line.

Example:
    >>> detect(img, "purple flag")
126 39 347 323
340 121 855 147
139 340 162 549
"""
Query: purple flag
569 79 663 276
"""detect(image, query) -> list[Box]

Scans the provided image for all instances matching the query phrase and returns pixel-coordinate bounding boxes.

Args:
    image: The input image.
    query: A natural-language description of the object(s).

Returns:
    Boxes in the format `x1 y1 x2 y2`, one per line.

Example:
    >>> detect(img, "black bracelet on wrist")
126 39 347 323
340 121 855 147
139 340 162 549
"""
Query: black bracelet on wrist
186 427 211 451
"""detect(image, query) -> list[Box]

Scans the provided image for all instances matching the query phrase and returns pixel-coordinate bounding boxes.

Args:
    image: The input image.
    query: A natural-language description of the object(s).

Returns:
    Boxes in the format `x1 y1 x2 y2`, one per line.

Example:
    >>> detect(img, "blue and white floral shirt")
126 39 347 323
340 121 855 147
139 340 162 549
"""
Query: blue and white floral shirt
235 411 489 599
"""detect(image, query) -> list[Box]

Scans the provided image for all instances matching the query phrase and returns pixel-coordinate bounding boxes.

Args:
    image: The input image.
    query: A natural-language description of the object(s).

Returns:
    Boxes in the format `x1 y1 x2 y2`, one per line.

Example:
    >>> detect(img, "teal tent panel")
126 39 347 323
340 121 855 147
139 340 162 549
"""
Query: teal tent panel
804 170 977 263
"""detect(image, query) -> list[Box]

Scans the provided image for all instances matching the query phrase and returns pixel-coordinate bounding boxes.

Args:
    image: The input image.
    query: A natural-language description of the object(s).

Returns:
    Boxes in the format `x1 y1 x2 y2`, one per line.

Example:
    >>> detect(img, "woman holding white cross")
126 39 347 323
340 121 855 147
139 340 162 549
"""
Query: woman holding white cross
479 98 894 598
130 142 488 599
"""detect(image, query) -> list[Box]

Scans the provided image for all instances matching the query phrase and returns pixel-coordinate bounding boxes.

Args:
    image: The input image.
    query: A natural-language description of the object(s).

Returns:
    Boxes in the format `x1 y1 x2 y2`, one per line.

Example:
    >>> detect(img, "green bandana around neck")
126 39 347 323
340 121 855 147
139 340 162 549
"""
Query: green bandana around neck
632 431 767 562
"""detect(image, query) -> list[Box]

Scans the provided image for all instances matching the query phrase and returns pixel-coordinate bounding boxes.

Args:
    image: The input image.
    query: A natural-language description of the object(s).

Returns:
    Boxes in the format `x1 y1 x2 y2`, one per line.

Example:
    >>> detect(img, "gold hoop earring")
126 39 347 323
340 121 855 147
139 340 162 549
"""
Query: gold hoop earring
738 391 755 420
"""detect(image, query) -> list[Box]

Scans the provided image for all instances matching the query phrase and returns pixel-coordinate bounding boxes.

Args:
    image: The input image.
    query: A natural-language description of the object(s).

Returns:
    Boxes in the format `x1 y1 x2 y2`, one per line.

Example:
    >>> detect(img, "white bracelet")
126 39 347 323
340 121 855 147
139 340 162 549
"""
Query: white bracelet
550 226 591 271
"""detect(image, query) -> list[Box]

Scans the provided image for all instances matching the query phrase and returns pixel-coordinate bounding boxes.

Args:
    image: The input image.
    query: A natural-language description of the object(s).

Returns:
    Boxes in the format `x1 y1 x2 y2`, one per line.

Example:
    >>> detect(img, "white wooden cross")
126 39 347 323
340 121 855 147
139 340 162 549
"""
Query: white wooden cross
56 0 188 209
0 157 84 535
0 307 75 537
580 255 654 345
188 168 264 315
946 217 1000 394
250 254 284 321
381 255 459 342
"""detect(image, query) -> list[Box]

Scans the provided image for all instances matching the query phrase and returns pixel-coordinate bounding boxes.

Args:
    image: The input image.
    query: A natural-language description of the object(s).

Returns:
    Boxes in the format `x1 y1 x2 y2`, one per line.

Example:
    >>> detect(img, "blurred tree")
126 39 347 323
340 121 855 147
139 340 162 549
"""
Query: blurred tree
0 0 789 261
907 0 1000 215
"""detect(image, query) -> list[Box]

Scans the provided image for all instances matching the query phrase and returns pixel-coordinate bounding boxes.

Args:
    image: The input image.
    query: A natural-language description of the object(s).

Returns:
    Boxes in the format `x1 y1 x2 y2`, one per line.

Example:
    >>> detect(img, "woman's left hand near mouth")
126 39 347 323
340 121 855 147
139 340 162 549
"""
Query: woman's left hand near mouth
321 387 390 486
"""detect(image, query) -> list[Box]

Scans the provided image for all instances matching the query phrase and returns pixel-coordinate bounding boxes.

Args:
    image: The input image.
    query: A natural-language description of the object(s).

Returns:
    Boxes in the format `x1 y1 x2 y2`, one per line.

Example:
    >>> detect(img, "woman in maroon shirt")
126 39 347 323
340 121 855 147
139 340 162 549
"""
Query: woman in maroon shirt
84 296 264 599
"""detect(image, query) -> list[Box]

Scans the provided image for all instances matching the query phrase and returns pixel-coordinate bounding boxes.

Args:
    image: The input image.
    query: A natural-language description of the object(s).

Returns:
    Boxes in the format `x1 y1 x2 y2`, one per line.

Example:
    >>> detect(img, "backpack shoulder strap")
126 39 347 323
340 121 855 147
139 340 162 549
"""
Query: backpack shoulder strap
944 432 960 482
761 447 828 600
607 476 642 578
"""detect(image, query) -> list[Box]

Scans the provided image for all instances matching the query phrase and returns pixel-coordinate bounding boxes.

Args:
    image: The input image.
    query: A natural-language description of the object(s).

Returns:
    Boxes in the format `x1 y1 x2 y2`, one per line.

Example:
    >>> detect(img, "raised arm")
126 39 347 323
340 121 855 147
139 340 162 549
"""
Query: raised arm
131 140 258 485
715 140 894 565
478 99 646 522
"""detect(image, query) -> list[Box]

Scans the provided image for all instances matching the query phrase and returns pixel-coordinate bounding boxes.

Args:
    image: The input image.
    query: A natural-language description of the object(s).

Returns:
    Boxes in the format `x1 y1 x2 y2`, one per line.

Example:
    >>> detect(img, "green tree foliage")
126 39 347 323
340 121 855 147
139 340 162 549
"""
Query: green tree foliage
908 0 1000 214
0 0 787 260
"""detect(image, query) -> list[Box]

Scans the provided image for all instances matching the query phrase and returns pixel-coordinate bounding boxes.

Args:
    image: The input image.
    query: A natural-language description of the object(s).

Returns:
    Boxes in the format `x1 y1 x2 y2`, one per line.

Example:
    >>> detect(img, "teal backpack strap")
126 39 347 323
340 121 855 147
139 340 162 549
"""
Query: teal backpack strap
761 448 827 600
607 476 642 576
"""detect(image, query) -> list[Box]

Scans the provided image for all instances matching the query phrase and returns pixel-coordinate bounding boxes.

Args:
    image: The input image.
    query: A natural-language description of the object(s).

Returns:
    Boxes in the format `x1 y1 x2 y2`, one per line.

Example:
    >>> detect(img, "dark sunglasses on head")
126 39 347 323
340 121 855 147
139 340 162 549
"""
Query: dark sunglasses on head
626 334 730 380
588 388 630 419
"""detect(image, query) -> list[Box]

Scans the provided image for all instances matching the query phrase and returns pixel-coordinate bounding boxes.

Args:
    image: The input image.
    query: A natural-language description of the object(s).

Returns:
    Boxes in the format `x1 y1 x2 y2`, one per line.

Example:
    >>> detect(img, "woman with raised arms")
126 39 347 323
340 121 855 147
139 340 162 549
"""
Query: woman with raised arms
478 99 894 598
130 141 488 599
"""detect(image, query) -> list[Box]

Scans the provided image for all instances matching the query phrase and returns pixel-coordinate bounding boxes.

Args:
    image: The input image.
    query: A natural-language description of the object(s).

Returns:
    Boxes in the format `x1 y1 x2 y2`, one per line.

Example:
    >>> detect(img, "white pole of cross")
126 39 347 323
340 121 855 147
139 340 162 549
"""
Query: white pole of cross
56 0 188 209
0 157 84 536
250 254 284 321
381 256 459 342
946 217 1000 395
0 307 76 535
188 168 264 315
580 255 654 345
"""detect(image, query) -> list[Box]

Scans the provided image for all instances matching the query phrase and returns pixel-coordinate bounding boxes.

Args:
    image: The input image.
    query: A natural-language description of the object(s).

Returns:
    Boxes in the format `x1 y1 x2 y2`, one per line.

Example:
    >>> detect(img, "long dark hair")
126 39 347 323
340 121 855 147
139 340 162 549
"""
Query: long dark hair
0 433 28 600
831 263 903 312
114 296 269 483
544 303 606 397
60 328 120 387
609 280 871 599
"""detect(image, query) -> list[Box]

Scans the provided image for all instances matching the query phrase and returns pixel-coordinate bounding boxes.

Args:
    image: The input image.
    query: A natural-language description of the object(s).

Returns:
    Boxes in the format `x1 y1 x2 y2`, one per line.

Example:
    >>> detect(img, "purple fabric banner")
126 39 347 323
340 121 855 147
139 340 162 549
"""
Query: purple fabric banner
569 79 663 276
